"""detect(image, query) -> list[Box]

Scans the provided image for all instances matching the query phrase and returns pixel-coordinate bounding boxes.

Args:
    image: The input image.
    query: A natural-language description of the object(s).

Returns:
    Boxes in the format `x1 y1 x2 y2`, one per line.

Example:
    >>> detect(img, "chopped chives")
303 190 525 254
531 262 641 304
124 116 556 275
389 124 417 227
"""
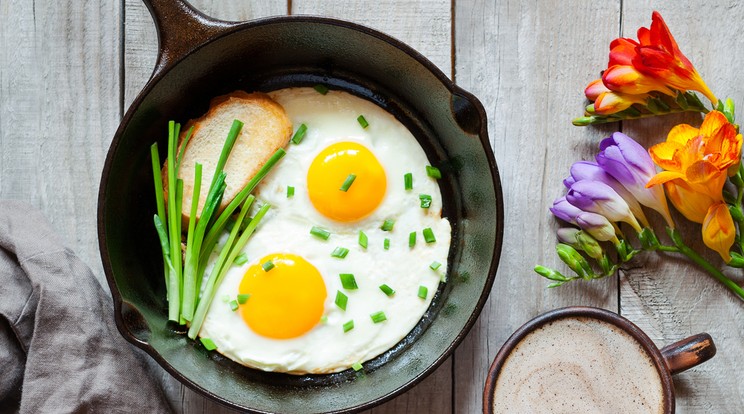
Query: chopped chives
340 174 357 192
404 172 413 190
418 285 428 299
200 337 217 351
229 300 239 311
358 231 368 249
357 115 369 129
409 232 417 248
221 294 230 303
287 185 295 198
370 311 387 323
343 320 355 333
430 261 442 270
379 284 395 296
340 273 358 290
423 227 436 243
335 291 348 311
314 84 329 95
426 165 442 179
331 246 350 258
383 238 390 250
380 219 395 232
419 194 432 209
291 123 308 144
262 260 275 272
352 362 363 371
234 253 248 265
237 294 250 304
320 315 328 324
310 226 331 240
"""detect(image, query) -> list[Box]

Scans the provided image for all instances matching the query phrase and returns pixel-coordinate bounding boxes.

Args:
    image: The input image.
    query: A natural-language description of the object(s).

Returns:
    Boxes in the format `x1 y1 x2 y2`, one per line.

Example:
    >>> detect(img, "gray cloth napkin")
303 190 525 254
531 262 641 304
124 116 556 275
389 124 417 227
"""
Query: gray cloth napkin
0 200 172 413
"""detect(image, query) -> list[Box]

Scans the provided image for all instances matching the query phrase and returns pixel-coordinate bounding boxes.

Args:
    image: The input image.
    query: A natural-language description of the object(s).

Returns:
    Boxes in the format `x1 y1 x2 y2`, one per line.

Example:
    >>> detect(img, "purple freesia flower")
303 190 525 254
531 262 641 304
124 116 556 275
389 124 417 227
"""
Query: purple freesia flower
596 132 674 227
576 212 618 243
566 180 642 232
566 161 649 227
556 227 580 245
550 196 583 225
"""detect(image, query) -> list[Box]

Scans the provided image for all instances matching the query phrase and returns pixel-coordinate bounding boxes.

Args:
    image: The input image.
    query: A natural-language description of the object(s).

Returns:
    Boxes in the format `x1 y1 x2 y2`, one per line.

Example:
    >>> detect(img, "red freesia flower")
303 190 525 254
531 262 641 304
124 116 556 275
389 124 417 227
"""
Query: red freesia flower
586 11 716 115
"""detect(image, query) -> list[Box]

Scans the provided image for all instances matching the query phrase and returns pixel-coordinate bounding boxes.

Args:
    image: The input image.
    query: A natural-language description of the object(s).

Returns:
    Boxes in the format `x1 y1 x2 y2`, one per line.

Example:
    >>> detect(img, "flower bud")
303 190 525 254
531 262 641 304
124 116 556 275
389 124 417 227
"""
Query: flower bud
575 231 604 260
556 243 592 278
534 265 569 282
556 227 580 245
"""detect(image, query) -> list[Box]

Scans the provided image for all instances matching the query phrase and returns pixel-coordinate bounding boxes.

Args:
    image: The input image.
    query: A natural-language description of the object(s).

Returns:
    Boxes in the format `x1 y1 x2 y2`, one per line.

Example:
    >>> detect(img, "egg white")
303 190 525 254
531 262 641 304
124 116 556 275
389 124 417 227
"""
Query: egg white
198 87 452 374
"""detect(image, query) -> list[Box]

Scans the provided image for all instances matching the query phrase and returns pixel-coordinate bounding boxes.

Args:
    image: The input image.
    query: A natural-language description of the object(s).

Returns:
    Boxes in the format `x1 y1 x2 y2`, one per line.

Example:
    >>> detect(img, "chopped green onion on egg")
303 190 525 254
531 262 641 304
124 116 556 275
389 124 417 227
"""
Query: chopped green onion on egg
419 194 432 209
200 337 217 351
343 320 355 333
370 311 387 323
314 84 329 95
340 174 357 192
418 286 428 299
340 273 359 290
404 172 413 190
379 284 395 296
380 219 395 231
331 246 350 258
291 123 308 145
352 362 363 371
430 261 442 271
229 300 239 311
409 231 416 248
262 260 275 272
335 291 348 311
310 226 331 240
426 165 441 179
384 238 390 250
357 115 369 129
423 227 436 243
237 294 250 304
358 231 368 249
234 253 248 265
287 185 295 198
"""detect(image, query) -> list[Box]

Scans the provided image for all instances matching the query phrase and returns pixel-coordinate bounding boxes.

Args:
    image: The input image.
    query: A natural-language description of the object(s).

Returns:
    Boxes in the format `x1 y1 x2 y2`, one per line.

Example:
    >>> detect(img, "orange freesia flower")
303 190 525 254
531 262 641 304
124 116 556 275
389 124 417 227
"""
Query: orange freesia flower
702 203 736 262
585 11 717 116
646 110 742 261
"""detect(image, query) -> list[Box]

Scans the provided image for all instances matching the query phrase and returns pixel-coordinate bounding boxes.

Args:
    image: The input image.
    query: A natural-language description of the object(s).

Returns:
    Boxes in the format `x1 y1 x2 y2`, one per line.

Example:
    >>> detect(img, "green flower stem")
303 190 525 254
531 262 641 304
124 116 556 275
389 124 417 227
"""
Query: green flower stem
733 164 744 255
666 228 744 301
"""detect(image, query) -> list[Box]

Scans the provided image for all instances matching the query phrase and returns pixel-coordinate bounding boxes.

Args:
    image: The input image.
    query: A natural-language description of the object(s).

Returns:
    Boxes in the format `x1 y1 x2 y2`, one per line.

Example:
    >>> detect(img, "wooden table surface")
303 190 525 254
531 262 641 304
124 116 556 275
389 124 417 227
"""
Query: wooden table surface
2 0 743 412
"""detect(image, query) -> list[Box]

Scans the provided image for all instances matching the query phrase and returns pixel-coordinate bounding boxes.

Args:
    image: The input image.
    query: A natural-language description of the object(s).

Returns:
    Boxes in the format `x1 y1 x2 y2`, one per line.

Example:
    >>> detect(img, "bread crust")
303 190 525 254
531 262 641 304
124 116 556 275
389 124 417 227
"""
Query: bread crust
163 91 292 224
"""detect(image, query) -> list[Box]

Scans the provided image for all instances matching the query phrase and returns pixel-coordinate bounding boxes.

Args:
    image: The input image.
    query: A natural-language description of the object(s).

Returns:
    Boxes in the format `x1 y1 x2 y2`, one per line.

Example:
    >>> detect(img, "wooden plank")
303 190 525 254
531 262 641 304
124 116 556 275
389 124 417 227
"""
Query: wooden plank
620 3 744 412
453 0 621 412
289 1 454 412
291 0 452 79
123 1 287 413
0 0 120 286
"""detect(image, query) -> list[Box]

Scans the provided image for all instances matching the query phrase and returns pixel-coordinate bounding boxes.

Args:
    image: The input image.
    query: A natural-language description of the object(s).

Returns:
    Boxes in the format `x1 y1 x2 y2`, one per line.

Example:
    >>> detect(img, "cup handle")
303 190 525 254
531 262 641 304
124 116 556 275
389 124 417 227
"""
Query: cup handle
660 333 716 375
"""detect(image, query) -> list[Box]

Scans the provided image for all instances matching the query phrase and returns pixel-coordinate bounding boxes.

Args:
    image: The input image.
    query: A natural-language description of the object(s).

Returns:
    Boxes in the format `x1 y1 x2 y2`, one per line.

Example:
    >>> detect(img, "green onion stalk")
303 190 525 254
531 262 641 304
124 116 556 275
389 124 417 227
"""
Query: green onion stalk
150 118 286 328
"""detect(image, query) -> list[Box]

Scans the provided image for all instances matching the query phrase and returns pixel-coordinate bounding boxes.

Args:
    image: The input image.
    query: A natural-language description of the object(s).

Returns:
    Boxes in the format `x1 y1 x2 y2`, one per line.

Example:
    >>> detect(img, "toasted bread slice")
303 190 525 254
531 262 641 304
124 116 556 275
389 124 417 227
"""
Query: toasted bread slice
167 91 292 223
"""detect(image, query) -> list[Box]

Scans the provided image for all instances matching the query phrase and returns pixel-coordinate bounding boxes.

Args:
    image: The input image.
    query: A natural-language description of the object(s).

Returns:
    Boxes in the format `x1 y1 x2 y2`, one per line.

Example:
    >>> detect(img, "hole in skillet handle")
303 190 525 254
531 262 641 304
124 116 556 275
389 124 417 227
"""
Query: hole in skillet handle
451 92 483 135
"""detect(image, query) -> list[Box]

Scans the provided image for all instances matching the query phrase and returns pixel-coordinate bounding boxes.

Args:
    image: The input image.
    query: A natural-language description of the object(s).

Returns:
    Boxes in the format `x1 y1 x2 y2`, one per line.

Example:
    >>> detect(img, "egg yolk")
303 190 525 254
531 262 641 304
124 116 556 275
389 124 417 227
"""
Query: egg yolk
238 253 327 339
307 141 387 222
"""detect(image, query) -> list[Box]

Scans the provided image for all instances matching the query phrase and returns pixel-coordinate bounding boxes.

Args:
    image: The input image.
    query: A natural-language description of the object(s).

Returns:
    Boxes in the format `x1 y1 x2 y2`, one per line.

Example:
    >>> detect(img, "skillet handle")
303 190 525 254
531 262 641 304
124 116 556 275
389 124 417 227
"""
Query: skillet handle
142 0 240 77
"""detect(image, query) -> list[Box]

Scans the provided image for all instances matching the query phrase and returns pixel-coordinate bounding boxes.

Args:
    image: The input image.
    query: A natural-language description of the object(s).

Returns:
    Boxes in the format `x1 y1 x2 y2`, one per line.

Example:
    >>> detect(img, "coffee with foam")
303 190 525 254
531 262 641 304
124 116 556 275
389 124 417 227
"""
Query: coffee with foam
491 317 664 413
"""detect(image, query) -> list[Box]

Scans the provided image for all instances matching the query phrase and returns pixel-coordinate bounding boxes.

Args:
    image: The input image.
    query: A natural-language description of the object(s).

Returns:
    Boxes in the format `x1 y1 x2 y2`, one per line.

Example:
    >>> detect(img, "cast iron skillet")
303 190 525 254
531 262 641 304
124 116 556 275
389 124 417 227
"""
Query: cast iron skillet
98 0 504 412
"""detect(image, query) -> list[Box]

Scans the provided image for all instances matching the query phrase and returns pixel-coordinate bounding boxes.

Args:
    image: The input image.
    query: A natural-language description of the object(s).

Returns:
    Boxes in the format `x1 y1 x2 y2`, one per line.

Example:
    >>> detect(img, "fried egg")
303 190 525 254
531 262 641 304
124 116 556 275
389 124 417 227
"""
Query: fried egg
198 87 451 374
